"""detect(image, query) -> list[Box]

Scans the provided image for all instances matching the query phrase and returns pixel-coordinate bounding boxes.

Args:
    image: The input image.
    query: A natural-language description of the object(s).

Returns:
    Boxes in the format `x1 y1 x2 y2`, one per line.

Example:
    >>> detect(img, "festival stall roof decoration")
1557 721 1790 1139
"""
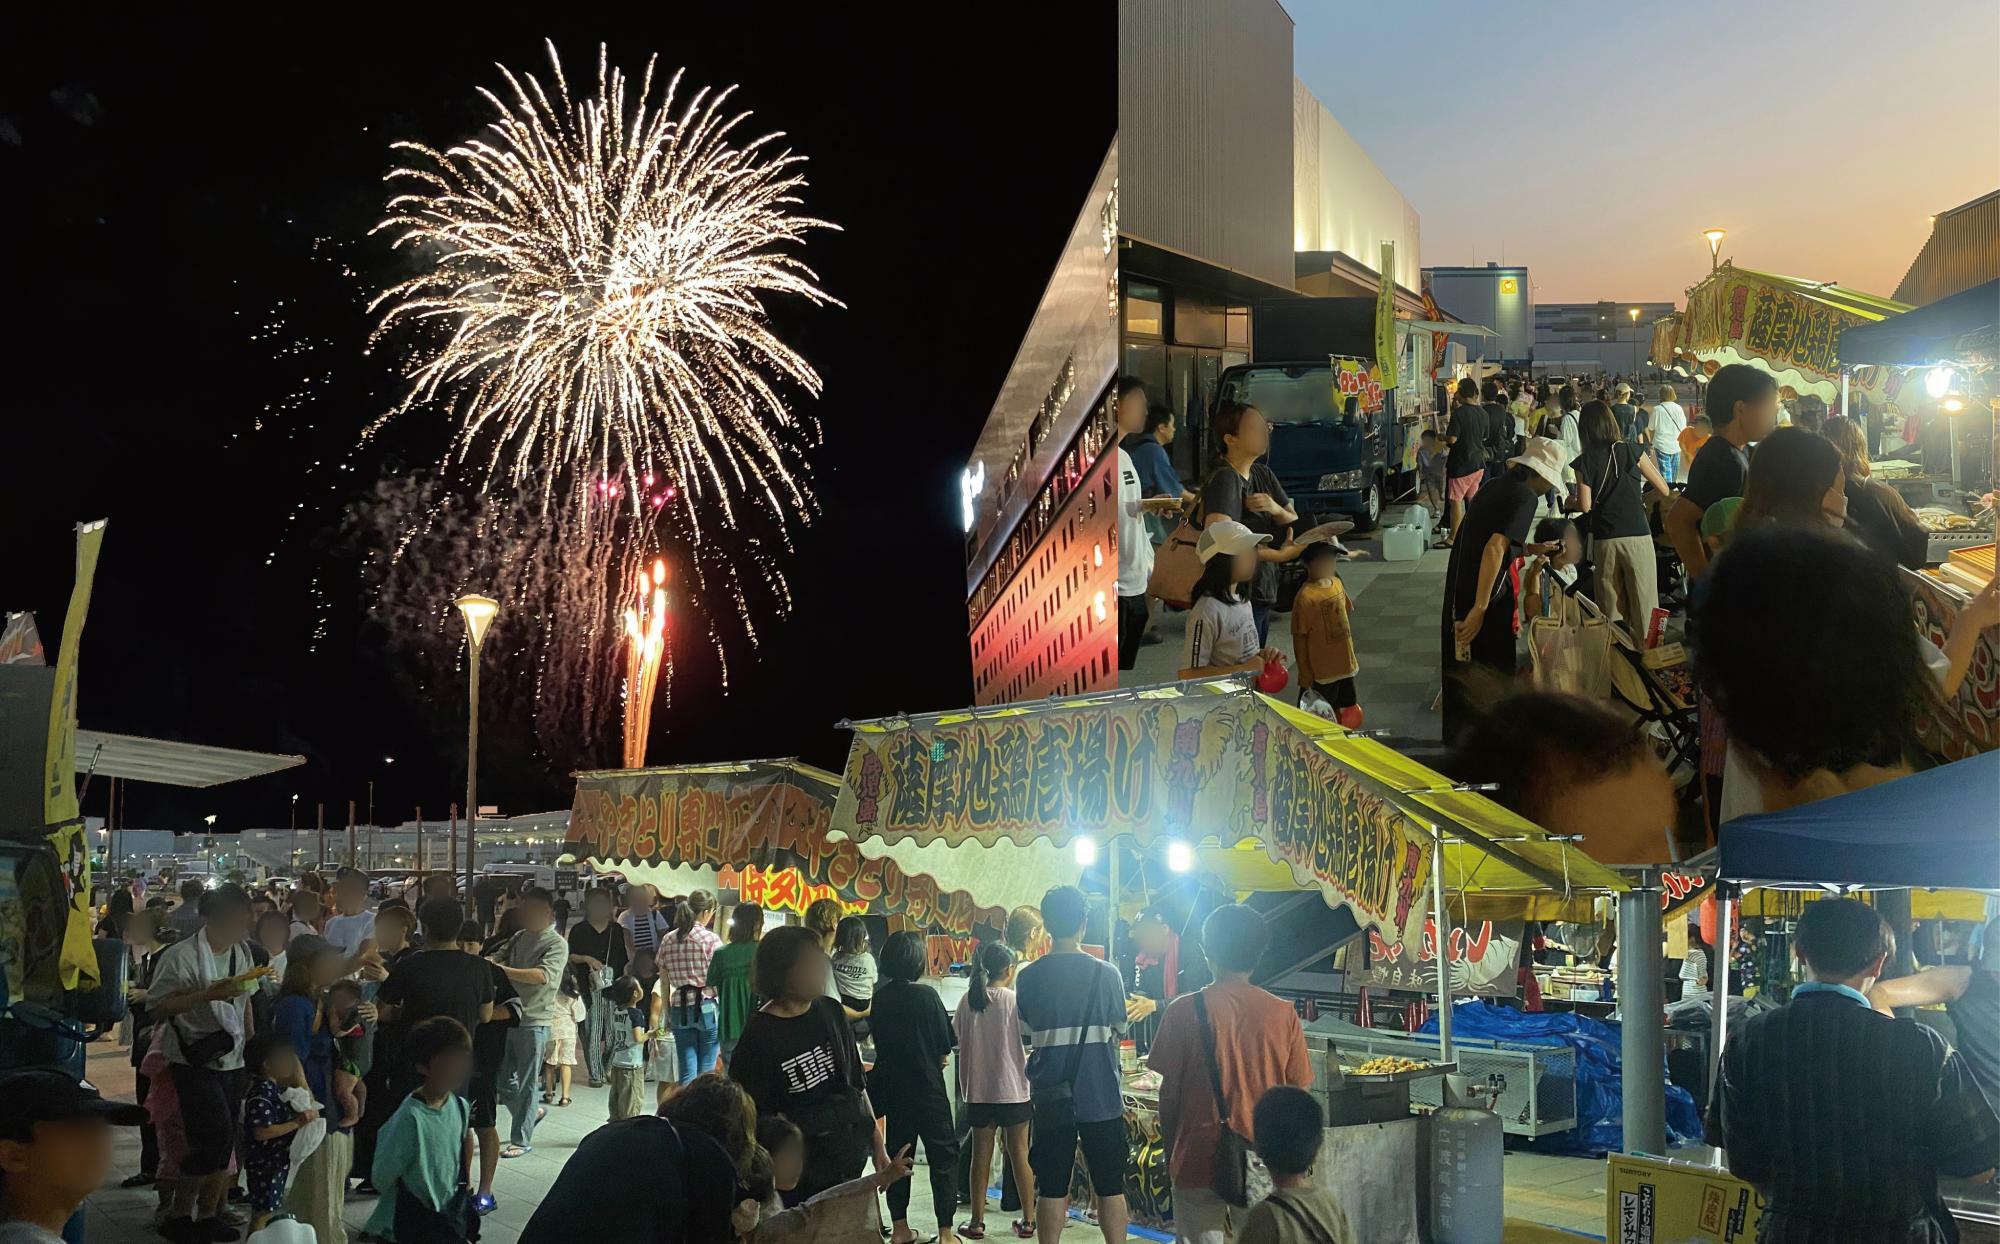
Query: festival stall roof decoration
1837 278 2000 368
829 679 1627 936
565 757 1008 932
1717 751 2000 891
1666 263 1910 402
74 729 305 788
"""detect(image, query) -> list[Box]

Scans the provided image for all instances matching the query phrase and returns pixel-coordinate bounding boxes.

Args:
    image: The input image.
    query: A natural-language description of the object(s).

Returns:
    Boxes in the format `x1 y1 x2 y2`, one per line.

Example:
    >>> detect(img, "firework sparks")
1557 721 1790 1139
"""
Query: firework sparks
622 558 670 768
365 40 839 757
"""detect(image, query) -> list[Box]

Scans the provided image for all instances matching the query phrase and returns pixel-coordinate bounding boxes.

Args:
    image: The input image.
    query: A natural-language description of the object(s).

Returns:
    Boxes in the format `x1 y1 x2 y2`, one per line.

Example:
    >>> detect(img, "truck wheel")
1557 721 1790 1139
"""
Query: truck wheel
1351 479 1382 532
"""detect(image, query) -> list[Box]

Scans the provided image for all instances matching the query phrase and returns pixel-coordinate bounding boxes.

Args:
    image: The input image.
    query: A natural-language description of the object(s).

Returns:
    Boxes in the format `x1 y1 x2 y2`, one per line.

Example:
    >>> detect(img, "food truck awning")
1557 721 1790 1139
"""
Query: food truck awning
1399 318 1498 338
829 680 1626 936
1837 278 2000 367
564 758 1011 933
1663 263 1910 402
1717 751 2000 890
74 729 304 788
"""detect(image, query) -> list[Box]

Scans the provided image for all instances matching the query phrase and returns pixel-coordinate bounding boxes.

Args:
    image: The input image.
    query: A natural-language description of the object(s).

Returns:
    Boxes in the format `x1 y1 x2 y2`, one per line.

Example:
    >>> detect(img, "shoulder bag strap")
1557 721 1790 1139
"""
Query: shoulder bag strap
1192 990 1230 1120
1268 1194 1343 1244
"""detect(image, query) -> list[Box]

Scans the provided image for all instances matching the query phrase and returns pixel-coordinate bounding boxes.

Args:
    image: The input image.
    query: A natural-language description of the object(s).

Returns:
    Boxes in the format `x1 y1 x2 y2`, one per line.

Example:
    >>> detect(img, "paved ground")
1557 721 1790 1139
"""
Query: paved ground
1125 531 1451 755
78 1037 1609 1242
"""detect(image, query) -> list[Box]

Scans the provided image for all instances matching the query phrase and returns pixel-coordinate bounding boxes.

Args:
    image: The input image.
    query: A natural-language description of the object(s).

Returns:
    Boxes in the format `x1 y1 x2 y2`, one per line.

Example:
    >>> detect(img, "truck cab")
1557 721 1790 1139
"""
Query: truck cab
1215 356 1401 530
1210 297 1417 532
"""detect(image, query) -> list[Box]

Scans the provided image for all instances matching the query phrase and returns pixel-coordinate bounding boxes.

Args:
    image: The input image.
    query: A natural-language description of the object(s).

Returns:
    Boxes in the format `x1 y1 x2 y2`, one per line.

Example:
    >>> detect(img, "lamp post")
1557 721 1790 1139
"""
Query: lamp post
1629 307 1642 378
289 793 298 873
366 756 394 872
455 593 500 898
1702 227 1727 273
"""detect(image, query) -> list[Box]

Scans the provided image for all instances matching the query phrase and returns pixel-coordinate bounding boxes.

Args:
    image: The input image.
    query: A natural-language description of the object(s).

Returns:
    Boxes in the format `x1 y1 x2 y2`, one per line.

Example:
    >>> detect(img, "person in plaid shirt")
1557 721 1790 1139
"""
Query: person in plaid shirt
657 890 723 1083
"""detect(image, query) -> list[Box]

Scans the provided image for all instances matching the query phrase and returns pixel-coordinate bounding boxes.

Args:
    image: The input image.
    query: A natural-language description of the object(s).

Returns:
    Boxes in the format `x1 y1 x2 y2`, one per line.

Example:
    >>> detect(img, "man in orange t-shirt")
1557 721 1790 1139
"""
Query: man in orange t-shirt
1147 905 1312 1244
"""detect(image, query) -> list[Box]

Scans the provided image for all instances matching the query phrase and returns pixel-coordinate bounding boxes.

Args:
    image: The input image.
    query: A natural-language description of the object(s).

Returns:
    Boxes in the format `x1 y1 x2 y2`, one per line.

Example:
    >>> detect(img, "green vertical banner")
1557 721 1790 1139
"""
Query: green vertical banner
45 519 107 990
1375 240 1399 390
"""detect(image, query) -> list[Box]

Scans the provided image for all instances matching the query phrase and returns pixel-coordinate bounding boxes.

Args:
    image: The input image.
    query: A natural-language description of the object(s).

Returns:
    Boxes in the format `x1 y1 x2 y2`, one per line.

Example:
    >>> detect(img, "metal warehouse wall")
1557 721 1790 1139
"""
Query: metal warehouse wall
1119 0 1295 292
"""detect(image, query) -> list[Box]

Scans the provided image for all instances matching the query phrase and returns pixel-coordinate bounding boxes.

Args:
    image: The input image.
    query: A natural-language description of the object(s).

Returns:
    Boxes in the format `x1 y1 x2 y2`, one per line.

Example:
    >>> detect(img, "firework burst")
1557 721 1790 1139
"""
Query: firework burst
365 40 838 761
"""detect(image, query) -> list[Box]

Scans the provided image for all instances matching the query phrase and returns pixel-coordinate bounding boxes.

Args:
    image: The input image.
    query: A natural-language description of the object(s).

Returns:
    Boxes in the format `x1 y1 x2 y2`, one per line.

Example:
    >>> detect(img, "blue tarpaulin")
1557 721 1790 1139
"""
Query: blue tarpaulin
1719 751 2000 889
1419 1000 1703 1156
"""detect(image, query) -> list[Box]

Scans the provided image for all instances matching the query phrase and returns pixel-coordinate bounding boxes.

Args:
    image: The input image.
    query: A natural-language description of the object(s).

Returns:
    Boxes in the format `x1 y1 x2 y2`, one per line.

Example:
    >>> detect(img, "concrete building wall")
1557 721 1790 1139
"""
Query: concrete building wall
1119 0 1295 290
1425 265 1535 362
1292 80 1421 290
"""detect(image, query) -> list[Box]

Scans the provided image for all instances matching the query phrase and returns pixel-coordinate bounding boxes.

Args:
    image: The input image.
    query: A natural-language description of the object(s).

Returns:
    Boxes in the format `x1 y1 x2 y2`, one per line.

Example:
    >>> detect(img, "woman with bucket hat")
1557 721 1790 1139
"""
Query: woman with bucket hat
1441 436 1569 744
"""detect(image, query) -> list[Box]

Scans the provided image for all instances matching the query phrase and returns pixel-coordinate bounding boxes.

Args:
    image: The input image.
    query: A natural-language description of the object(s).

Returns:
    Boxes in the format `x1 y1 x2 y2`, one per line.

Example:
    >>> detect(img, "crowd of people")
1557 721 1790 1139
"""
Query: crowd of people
9 368 1996 1244
23 869 1383 1244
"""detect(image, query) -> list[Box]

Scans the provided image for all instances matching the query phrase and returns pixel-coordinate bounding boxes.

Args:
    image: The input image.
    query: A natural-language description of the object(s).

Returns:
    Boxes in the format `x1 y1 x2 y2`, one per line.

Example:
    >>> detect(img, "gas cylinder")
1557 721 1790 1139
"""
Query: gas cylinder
1432 1076 1504 1244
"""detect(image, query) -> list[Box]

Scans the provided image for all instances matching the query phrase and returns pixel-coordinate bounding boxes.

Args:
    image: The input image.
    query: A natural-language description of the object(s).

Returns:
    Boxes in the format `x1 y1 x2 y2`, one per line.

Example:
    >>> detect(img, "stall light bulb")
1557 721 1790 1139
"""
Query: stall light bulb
1073 836 1099 867
1926 366 1955 399
1166 841 1194 873
1942 396 1966 414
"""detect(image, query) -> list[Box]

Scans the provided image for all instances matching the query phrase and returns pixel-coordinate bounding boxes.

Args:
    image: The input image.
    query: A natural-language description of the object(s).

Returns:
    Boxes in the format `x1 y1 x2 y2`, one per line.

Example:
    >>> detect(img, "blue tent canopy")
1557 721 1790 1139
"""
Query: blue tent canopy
1719 751 2000 890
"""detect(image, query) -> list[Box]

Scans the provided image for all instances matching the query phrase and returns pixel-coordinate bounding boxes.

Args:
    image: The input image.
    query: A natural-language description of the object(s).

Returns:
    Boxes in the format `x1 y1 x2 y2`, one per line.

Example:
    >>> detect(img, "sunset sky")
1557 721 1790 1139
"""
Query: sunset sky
1289 0 2000 305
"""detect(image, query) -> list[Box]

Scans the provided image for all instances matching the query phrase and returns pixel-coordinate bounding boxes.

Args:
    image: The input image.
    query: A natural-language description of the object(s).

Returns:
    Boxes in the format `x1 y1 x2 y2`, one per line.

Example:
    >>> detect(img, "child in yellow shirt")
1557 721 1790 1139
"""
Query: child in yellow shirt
1290 542 1360 725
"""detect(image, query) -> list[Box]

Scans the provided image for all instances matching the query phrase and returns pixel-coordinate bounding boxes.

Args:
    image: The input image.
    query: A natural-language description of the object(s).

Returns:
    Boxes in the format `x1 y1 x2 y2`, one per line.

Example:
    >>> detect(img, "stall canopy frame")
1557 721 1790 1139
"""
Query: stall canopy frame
75 729 305 789
829 678 1628 928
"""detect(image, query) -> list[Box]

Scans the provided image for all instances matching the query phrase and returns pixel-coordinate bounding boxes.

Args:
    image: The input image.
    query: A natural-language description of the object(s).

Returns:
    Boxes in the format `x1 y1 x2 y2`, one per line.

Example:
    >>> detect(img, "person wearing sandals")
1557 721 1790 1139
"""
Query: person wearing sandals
868 932 960 1244
490 887 564 1160
540 976 586 1107
956 941 1036 1240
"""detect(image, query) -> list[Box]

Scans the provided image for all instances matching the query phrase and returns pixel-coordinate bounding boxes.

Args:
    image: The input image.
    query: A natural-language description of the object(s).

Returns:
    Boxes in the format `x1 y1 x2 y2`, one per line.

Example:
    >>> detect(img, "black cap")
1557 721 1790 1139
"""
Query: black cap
0 1069 149 1140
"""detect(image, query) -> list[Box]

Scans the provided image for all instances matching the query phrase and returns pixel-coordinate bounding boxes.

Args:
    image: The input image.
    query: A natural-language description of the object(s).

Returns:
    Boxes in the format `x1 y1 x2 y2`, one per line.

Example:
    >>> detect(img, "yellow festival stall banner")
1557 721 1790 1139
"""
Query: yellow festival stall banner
45 520 107 990
1670 264 1907 402
1374 240 1399 390
567 761 1004 935
831 690 1436 940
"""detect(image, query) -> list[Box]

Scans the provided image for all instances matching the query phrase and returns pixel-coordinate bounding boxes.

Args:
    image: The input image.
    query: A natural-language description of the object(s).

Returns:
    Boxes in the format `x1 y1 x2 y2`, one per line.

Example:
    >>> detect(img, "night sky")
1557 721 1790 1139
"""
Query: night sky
1 11 1118 834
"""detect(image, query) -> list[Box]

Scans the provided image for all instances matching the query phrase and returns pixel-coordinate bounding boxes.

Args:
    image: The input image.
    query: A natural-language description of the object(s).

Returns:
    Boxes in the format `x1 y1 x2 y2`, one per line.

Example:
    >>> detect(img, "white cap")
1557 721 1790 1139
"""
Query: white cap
1196 518 1271 563
1508 436 1572 492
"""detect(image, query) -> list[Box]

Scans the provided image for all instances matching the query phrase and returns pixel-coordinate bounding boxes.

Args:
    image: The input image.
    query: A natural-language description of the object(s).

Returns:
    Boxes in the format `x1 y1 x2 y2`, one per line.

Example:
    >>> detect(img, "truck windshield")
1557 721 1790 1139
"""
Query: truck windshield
1217 366 1343 425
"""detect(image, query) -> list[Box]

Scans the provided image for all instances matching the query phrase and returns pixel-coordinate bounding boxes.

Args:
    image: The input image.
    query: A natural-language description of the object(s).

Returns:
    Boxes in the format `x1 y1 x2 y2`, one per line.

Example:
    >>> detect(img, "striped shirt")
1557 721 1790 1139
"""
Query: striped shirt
1015 950 1129 1123
1711 986 2000 1243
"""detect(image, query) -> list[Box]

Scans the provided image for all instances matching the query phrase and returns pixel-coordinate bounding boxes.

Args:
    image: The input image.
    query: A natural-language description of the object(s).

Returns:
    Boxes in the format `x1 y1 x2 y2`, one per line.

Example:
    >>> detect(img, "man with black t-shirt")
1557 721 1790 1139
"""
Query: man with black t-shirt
1442 378 1488 545
1664 363 1779 579
375 900 496 1044
1480 379 1513 482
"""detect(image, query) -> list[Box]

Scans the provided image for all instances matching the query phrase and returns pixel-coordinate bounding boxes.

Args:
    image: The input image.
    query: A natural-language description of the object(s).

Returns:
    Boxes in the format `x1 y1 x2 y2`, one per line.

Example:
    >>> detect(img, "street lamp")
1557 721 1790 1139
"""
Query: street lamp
1702 227 1727 272
1629 308 1642 377
289 793 299 872
366 756 395 871
454 593 499 897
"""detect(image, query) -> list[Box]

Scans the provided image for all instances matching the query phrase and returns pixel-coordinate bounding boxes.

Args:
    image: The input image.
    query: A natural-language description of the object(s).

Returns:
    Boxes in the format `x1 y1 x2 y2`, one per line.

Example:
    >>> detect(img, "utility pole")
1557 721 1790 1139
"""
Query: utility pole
346 800 357 869
415 806 424 873
449 803 459 877
316 802 326 871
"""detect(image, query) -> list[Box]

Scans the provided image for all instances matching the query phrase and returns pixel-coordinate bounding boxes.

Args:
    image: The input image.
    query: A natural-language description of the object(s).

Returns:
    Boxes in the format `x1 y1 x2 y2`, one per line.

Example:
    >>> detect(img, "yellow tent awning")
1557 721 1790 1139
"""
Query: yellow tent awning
830 680 1626 940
